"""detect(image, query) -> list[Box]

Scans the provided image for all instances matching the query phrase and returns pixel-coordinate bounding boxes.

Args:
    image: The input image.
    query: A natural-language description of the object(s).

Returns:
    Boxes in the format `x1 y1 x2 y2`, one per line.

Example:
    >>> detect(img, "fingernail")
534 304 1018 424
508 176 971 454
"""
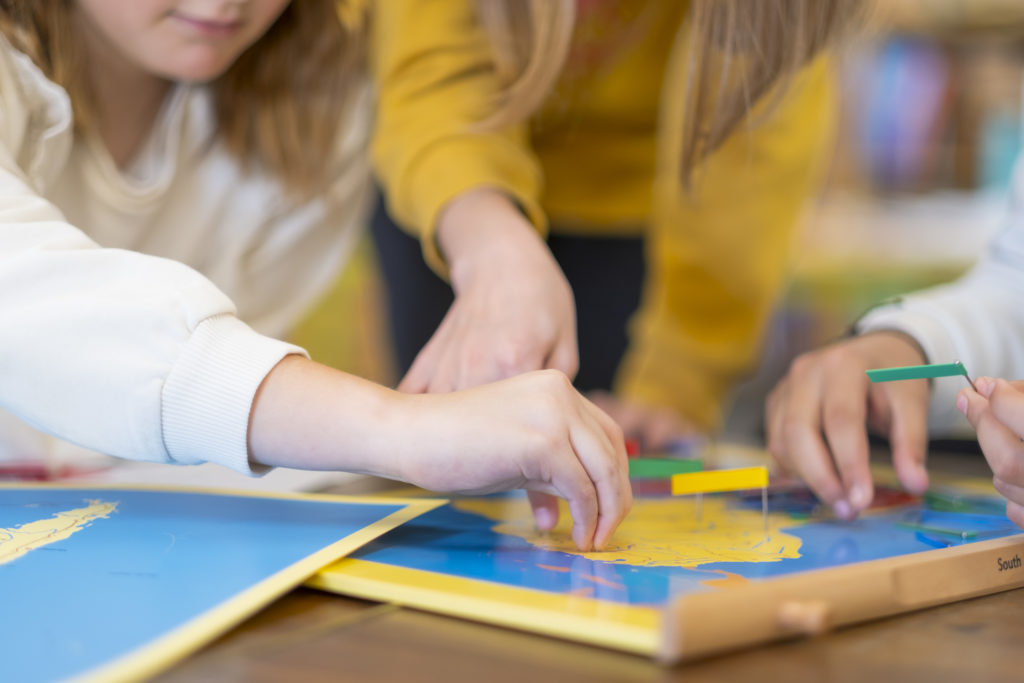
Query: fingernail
976 377 994 397
849 485 871 510
911 468 930 494
534 507 555 531
834 500 853 520
956 394 968 415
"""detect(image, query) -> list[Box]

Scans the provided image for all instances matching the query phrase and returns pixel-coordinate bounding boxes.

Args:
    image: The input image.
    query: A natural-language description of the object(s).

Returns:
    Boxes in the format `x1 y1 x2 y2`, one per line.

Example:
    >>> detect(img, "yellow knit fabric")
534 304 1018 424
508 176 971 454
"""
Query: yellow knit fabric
369 0 546 278
368 0 836 430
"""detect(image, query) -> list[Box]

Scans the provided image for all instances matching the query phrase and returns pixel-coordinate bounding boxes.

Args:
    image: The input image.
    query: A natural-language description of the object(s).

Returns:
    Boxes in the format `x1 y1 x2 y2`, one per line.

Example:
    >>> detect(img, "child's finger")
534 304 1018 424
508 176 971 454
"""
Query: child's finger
427 328 475 393
643 408 693 452
583 395 633 542
569 404 631 550
993 476 1024 509
777 372 848 516
985 379 1024 442
399 330 446 393
821 372 873 512
545 336 580 380
479 332 548 386
765 381 790 468
957 386 988 428
962 391 1024 489
526 490 560 532
581 393 629 471
1006 500 1024 530
541 447 600 551
886 384 930 494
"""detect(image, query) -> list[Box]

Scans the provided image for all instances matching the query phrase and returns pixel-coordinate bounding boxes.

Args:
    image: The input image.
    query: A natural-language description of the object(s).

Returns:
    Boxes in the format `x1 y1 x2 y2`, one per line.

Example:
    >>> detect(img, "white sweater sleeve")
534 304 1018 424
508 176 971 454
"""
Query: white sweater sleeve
858 160 1024 436
0 143 304 475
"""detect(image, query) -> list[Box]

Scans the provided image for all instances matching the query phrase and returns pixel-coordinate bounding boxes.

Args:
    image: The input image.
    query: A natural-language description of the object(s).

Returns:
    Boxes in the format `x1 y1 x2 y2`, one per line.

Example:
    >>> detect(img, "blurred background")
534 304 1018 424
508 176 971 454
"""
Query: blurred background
294 0 1024 443
725 0 1024 438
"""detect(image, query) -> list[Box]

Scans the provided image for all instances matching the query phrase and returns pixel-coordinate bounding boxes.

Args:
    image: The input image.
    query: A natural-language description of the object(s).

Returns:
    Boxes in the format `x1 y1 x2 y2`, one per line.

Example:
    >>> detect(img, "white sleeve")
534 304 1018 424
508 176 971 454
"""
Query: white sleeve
0 145 305 475
857 159 1024 436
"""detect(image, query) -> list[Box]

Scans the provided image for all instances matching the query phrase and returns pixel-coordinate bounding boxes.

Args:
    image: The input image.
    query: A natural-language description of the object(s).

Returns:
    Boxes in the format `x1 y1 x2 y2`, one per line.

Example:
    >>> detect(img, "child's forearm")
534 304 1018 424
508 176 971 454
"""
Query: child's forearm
247 355 407 478
248 356 632 551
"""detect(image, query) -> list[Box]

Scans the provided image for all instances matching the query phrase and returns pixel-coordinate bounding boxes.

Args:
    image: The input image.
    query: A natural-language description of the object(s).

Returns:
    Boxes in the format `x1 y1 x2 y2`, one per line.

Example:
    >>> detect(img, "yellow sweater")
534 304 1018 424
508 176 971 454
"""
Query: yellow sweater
369 0 836 431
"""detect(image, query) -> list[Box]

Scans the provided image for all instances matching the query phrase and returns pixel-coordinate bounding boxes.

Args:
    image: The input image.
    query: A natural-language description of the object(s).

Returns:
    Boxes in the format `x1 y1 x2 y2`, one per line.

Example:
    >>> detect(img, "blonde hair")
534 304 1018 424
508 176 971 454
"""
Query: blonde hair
0 1 364 196
475 0 576 131
476 0 863 183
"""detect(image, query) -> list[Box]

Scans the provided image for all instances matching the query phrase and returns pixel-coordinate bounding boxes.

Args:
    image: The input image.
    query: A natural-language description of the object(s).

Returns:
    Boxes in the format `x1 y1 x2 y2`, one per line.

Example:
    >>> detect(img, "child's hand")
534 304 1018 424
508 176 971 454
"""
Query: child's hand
398 370 631 550
765 332 931 519
251 361 630 551
587 391 696 452
957 378 1024 529
399 189 577 393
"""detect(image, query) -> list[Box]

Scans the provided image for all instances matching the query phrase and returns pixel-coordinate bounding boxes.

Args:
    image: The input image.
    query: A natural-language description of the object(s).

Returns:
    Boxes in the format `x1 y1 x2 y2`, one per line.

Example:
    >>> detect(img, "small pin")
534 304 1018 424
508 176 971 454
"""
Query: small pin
670 467 770 535
954 361 978 392
762 485 768 536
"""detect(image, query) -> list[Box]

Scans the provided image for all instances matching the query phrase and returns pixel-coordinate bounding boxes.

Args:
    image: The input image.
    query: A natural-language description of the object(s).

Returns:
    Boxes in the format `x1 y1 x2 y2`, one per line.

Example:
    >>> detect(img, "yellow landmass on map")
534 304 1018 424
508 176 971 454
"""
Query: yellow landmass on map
454 496 802 568
0 499 118 565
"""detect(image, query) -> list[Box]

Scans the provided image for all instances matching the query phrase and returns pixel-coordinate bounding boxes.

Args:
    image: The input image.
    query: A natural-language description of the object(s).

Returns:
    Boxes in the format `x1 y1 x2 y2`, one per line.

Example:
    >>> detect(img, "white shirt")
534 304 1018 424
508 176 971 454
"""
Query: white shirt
0 40 371 474
859 157 1024 436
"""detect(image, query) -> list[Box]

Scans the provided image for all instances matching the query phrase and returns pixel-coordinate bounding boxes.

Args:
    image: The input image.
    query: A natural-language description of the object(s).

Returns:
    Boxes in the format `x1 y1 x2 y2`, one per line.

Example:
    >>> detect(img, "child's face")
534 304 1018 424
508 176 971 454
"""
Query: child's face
75 0 292 83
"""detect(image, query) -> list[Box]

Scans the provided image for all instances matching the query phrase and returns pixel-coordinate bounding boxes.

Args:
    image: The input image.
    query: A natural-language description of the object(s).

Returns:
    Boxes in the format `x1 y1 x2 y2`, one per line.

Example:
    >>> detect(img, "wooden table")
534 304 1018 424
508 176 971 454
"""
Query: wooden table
153 450 1024 683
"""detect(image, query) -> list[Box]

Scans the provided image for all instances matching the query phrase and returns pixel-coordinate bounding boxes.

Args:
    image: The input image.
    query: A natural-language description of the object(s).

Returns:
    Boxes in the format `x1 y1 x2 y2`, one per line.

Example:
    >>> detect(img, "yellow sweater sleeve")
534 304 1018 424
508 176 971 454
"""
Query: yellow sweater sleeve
616 56 837 432
369 0 546 276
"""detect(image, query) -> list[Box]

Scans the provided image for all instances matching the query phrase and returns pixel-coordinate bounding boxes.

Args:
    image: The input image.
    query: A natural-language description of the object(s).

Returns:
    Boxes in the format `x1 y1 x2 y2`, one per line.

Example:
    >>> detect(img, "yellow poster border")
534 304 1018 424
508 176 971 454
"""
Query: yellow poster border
308 558 661 655
307 471 1024 663
0 482 445 683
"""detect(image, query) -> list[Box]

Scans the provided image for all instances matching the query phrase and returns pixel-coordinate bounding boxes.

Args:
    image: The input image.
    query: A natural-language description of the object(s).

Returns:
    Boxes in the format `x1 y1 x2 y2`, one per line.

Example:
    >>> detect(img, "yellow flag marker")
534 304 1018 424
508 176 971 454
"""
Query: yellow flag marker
671 466 770 534
670 466 769 495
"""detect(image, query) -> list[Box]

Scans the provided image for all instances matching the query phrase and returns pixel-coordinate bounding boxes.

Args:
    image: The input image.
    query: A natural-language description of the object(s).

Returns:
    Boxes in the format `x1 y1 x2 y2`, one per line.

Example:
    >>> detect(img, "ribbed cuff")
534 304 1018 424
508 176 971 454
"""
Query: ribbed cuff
161 314 308 475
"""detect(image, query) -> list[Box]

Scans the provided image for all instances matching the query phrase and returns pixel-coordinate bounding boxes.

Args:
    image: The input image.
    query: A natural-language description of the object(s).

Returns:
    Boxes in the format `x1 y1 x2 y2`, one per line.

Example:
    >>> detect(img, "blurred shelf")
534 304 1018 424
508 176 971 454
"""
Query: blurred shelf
788 189 1005 309
881 0 1024 40
797 189 1003 270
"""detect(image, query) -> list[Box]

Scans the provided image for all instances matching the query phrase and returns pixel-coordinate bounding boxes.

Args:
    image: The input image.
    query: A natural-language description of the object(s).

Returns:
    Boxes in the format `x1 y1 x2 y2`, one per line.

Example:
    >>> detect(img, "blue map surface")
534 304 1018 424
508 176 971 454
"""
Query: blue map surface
1 487 406 683
349 489 1023 606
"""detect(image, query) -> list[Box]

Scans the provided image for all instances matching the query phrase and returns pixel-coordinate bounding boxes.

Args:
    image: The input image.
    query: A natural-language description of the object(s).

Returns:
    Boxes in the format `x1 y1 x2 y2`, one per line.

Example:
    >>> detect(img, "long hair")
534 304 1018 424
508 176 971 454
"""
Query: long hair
474 0 576 131
0 1 364 196
476 0 863 184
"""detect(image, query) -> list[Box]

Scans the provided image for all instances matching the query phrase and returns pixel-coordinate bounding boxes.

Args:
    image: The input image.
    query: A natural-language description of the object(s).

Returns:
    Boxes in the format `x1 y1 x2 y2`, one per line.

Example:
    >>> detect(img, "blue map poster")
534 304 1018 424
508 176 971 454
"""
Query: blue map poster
310 470 1024 662
0 484 442 682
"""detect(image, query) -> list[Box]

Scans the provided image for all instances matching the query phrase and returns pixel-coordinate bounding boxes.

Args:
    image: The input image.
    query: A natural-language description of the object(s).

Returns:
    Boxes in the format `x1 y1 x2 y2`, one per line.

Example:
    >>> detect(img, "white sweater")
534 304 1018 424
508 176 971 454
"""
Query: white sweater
859 157 1024 436
0 41 371 474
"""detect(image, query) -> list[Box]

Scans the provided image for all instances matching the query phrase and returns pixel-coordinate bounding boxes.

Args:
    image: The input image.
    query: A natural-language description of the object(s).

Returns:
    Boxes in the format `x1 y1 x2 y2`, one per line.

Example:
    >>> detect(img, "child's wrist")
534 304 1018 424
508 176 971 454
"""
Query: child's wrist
437 188 543 290
858 330 928 367
248 357 409 479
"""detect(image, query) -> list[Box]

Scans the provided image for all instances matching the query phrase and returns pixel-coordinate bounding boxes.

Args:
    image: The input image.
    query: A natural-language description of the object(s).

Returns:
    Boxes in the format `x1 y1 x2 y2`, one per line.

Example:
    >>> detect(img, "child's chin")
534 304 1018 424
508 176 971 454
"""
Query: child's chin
160 55 237 85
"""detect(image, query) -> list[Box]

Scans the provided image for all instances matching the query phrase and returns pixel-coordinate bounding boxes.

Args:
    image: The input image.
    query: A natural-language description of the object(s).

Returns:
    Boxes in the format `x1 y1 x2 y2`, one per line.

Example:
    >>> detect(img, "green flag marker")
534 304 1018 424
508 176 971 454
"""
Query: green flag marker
628 457 703 479
866 360 976 391
923 489 1007 516
894 519 1012 540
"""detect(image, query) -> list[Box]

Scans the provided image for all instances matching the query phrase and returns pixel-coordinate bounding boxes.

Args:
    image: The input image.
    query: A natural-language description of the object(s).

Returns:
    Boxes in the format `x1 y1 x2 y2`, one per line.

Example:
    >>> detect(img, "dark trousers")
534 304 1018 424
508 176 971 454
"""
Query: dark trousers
370 195 646 392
